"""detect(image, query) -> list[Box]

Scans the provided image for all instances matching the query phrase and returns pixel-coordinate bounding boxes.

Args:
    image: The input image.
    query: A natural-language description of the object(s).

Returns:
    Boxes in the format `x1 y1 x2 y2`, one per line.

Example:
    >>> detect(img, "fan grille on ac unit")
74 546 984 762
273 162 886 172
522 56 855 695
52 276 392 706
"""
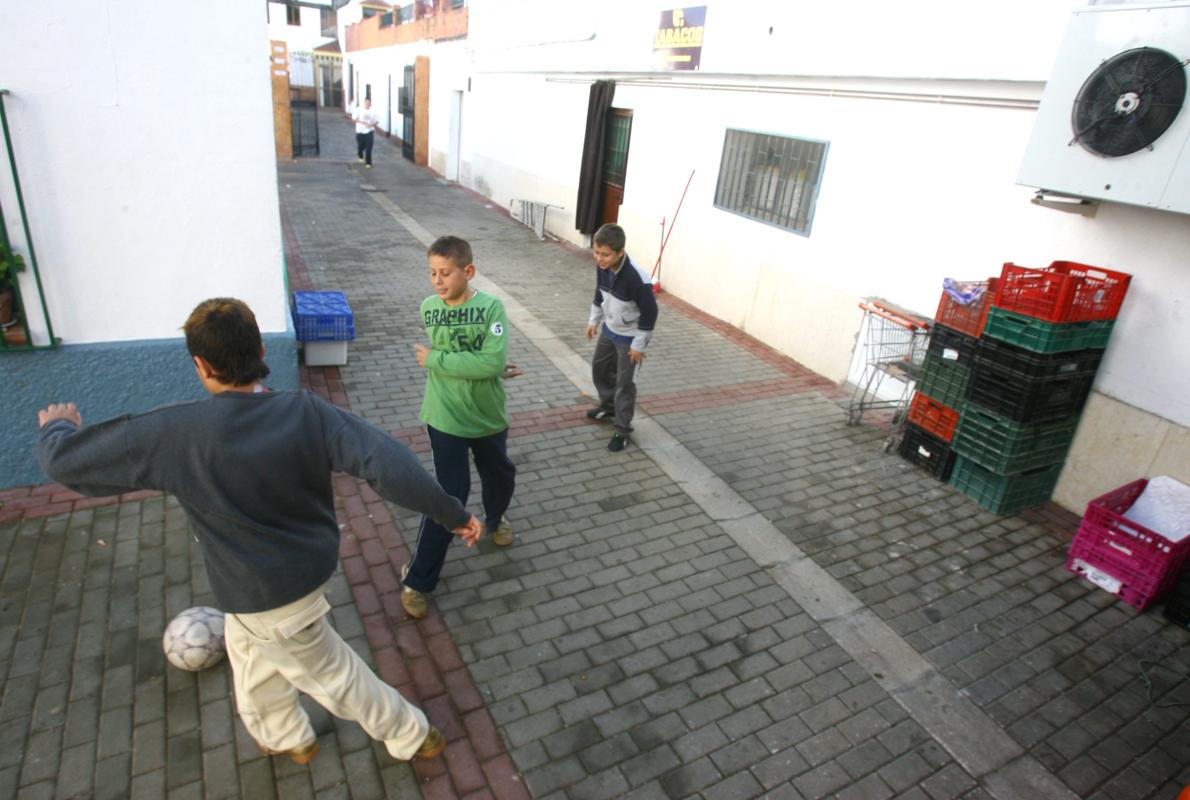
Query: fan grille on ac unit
1070 47 1187 157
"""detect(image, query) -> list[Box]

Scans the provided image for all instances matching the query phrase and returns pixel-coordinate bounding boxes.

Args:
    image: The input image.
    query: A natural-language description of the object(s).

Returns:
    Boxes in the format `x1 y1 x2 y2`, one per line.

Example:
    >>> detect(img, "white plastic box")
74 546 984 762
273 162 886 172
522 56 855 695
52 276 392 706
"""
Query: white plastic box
303 340 348 367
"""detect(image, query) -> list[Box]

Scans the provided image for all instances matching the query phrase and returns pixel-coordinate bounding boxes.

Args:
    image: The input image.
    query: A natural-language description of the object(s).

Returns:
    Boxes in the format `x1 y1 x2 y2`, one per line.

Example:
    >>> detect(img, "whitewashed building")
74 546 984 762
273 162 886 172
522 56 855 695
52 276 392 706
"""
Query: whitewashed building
340 0 1190 513
0 1 295 486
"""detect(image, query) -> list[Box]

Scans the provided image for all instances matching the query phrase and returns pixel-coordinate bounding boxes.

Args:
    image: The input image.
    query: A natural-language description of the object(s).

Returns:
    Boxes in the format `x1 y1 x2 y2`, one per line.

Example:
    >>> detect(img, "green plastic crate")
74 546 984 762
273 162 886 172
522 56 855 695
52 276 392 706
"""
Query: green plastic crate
983 306 1114 354
949 456 1063 515
952 404 1077 475
916 351 970 409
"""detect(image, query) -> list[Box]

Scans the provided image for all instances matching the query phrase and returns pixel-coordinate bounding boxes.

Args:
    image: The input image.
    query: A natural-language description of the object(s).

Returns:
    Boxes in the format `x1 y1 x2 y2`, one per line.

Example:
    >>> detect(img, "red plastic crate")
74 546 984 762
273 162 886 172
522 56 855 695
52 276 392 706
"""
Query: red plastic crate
934 277 998 337
994 261 1131 323
1065 479 1190 610
907 391 960 442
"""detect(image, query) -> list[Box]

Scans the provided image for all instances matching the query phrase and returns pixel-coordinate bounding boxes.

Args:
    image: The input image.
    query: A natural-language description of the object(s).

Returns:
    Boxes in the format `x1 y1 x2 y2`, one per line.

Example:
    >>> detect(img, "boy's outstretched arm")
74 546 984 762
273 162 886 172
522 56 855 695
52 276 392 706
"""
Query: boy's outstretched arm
322 399 485 543
36 403 148 497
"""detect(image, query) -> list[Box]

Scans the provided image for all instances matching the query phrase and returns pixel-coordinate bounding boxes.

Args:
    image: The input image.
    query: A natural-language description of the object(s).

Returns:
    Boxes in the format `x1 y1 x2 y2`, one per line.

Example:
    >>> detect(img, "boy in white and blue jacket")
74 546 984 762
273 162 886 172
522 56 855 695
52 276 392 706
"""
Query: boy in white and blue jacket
584 223 659 452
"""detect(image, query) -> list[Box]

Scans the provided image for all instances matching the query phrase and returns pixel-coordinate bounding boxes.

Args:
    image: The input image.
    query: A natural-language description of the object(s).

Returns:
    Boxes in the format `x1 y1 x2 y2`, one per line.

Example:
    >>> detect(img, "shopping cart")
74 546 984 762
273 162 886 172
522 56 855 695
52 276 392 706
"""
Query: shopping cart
845 301 931 431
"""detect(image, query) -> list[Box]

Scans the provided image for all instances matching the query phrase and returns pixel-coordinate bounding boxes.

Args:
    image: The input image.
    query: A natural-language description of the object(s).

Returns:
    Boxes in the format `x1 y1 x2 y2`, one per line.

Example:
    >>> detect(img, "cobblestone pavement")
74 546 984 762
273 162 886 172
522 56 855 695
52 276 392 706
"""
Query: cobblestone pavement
2 112 1190 799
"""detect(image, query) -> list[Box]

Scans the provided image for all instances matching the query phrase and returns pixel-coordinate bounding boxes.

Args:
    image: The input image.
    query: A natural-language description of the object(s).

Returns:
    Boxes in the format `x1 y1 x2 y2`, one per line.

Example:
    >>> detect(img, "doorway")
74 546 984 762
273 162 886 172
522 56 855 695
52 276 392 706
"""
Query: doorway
401 65 415 160
601 108 632 224
447 91 462 181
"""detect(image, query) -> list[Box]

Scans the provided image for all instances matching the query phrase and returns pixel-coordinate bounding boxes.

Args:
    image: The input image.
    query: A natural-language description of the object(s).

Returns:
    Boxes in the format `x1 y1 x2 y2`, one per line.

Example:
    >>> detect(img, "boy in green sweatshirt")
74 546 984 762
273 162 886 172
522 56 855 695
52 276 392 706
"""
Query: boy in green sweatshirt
403 235 517 619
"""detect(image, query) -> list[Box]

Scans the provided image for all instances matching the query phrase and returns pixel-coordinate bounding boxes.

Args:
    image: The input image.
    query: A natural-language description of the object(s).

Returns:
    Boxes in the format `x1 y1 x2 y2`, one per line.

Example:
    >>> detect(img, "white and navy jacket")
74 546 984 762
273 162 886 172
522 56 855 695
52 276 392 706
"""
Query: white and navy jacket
587 253 658 352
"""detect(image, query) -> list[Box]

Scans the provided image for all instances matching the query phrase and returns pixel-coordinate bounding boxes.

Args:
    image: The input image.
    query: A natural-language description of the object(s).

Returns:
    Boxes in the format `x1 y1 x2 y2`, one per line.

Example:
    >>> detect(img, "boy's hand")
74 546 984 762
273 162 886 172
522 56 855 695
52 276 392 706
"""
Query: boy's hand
451 515 484 547
629 349 646 366
414 344 430 367
586 324 597 340
38 403 82 429
502 364 524 380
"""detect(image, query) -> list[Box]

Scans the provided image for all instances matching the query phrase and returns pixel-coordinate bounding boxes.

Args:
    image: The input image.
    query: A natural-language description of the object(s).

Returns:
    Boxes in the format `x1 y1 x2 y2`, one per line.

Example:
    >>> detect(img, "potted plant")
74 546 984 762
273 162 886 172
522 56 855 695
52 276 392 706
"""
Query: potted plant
0 240 26 328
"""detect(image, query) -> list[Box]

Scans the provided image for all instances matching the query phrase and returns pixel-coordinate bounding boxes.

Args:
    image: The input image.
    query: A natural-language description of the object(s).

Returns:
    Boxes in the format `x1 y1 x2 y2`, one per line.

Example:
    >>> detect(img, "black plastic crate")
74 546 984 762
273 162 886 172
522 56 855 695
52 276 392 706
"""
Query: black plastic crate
897 423 957 481
1163 567 1190 628
926 324 980 370
967 370 1094 424
973 338 1104 380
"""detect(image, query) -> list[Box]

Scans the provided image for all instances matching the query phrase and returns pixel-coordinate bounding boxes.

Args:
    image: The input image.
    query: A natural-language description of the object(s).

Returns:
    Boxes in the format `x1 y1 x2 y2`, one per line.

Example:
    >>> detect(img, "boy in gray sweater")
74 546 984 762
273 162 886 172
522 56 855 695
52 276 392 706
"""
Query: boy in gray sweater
37 297 482 765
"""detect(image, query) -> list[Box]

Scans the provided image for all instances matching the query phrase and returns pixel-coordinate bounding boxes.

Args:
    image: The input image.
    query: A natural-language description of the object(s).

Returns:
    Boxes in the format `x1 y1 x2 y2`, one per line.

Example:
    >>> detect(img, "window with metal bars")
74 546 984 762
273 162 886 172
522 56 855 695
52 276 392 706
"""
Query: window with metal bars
713 129 827 236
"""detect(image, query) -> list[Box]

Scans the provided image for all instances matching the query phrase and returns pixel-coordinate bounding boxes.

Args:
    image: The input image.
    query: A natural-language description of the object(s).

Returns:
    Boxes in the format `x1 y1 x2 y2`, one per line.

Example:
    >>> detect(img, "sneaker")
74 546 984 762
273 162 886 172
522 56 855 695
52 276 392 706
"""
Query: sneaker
400 564 428 619
491 516 514 547
415 726 446 759
608 433 628 452
358 157 365 163
586 408 614 422
366 164 372 169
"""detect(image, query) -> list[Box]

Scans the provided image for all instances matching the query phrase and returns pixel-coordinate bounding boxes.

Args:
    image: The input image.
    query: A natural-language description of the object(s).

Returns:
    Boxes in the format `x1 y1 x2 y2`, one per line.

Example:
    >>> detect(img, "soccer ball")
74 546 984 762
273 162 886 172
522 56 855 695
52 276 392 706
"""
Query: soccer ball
162 606 226 671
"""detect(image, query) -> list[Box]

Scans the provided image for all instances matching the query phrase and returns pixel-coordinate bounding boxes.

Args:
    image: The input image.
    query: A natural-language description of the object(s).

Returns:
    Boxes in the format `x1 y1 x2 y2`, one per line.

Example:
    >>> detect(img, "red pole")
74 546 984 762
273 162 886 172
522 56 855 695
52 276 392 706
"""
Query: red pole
651 169 695 293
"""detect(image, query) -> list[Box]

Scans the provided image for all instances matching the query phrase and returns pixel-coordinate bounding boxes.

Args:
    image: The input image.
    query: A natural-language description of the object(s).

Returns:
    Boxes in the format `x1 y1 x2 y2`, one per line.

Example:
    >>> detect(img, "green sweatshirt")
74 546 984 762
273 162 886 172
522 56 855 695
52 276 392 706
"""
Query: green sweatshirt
419 290 510 438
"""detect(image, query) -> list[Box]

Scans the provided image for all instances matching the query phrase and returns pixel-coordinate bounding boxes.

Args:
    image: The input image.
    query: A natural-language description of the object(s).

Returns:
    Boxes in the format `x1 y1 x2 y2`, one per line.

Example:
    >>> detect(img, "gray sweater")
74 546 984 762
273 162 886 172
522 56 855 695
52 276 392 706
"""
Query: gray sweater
37 389 470 613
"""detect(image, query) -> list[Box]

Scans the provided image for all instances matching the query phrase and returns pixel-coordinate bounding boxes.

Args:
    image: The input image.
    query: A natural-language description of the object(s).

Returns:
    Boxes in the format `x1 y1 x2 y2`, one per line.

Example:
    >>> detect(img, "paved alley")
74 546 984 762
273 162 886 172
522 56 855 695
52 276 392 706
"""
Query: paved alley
1 112 1189 800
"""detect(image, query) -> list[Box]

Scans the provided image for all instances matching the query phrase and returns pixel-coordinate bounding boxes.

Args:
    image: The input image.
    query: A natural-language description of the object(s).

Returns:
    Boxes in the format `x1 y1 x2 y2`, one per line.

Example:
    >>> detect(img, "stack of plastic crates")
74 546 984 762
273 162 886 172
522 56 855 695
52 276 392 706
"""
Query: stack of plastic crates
1066 479 1190 611
897 278 994 482
948 261 1131 514
293 291 356 367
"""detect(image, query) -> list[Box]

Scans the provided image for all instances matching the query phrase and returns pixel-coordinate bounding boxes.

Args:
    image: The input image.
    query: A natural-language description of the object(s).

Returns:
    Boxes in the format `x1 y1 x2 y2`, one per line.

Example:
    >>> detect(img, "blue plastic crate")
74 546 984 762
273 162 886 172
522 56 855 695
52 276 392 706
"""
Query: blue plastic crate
293 291 355 341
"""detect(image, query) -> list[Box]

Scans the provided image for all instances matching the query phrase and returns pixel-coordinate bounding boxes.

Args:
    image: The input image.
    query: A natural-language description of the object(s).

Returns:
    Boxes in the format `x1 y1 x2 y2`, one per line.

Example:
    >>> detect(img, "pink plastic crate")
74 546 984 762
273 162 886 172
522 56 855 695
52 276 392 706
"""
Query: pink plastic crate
1066 479 1190 610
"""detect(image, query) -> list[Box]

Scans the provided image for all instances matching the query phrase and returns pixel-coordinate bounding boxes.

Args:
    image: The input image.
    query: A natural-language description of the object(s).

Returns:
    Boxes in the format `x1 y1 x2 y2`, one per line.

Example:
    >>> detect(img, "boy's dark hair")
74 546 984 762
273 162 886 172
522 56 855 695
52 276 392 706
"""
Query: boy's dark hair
183 298 270 385
428 235 473 269
593 224 626 252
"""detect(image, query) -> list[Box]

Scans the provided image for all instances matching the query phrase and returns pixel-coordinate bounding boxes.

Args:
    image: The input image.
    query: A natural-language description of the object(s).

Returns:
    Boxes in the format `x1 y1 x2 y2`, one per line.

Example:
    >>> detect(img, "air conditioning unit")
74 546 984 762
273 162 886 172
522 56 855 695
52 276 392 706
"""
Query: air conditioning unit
1017 3 1190 214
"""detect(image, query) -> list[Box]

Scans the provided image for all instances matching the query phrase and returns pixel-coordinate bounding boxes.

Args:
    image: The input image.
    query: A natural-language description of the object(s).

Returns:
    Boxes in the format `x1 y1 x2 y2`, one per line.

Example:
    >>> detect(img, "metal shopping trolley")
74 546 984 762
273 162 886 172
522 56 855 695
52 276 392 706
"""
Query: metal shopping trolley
845 301 931 432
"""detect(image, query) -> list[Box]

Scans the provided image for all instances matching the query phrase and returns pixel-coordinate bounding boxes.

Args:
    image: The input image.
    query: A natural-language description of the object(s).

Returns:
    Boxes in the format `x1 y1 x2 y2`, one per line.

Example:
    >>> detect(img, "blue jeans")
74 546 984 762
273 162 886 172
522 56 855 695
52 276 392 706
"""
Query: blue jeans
403 426 516 593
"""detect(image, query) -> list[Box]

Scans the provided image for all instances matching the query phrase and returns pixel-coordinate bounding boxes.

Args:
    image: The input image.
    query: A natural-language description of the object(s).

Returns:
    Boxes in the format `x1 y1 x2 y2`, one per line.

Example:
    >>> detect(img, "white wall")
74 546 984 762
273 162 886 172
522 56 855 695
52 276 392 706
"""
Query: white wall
465 0 1076 79
267 1 335 54
343 44 418 136
0 1 288 344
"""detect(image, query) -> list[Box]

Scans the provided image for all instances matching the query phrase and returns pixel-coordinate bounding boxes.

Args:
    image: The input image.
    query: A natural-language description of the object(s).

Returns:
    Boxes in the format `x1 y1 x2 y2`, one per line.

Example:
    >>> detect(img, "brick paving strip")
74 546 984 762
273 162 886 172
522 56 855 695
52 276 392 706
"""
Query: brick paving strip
284 203 529 800
363 190 1079 800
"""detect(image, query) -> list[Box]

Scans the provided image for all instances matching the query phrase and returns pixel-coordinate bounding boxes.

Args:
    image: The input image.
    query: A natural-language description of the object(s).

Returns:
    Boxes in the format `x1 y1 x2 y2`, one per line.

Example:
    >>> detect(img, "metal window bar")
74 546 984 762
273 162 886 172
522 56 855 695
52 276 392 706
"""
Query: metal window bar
715 129 826 235
510 199 563 240
846 301 931 429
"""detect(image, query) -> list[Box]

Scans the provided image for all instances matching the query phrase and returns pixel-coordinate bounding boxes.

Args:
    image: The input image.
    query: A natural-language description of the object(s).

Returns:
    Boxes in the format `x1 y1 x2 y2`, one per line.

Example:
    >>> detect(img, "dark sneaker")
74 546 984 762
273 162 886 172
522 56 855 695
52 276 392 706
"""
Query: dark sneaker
491 516 514 547
608 433 628 452
415 726 446 759
586 408 614 422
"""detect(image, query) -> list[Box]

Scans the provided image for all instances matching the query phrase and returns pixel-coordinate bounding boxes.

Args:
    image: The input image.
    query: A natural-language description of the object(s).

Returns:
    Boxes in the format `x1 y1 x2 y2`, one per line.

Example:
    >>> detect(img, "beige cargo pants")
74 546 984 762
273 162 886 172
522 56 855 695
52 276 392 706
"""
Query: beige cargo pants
224 584 429 760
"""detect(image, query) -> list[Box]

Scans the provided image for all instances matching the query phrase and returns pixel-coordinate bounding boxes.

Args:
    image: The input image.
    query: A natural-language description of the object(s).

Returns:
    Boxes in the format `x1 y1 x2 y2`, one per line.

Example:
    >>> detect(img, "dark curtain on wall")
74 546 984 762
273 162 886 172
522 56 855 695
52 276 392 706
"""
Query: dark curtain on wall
575 80 616 235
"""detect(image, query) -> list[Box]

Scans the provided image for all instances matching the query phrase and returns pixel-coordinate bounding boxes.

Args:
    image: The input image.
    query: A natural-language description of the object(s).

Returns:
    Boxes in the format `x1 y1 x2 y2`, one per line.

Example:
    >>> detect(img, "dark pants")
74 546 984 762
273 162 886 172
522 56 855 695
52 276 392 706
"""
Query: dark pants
404 426 516 593
355 131 374 165
592 330 637 436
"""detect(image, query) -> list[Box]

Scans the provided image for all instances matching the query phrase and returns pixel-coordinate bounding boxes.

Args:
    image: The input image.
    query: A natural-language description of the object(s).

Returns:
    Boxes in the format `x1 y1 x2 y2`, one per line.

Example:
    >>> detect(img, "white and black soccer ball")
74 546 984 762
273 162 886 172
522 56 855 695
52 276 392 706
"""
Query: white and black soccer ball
162 606 226 671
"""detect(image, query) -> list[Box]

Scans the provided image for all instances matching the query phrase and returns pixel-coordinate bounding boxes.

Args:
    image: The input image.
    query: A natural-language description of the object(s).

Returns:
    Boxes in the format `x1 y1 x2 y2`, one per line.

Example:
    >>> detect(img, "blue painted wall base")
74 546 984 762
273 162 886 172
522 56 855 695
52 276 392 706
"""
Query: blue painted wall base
0 333 298 489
